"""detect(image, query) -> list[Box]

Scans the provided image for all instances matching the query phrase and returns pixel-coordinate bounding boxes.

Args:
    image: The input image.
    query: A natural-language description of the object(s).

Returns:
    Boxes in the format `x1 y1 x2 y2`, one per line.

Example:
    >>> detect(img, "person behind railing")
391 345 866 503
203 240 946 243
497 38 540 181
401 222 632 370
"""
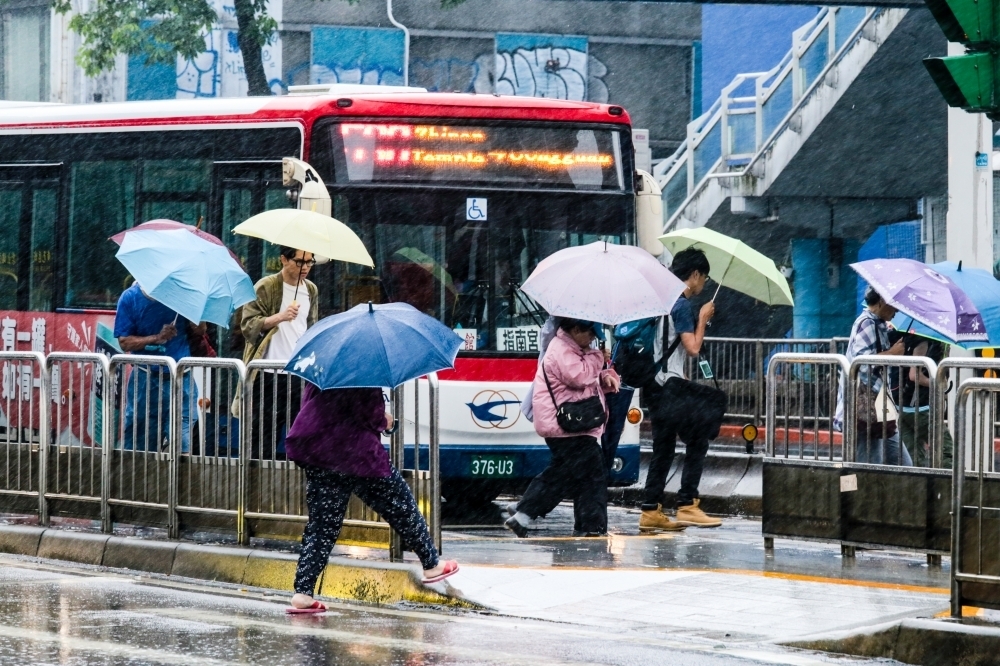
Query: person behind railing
240 247 319 460
505 319 620 538
285 384 458 614
115 282 202 453
834 287 910 465
899 334 953 468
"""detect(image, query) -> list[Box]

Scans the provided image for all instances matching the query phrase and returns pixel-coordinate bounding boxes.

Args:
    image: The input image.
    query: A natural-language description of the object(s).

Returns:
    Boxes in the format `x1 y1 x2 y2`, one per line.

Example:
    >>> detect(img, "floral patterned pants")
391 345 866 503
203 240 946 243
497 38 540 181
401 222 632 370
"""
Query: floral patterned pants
293 464 440 595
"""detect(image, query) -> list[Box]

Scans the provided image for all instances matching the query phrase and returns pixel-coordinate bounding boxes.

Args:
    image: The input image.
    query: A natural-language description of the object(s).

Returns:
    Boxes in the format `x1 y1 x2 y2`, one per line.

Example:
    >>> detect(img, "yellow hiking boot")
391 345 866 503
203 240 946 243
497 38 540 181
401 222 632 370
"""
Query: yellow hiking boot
675 499 722 528
638 504 687 533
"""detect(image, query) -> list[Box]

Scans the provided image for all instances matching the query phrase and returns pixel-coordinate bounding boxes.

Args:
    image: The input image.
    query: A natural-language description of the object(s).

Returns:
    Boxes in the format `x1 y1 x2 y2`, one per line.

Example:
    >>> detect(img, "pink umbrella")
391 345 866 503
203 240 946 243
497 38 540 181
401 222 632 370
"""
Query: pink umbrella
521 241 686 325
109 219 244 267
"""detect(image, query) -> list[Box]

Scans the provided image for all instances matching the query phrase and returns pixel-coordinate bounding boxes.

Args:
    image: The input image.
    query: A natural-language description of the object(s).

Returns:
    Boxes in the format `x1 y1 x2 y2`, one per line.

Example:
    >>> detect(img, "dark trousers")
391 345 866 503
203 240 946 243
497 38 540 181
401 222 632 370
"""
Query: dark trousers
518 436 608 534
642 380 710 509
601 387 635 477
294 465 439 596
250 372 302 460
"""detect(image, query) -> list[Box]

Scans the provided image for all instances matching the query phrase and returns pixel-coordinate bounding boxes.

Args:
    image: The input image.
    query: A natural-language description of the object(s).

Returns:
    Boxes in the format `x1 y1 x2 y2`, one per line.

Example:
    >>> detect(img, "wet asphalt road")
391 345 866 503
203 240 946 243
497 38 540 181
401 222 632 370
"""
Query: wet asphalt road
0 556 883 666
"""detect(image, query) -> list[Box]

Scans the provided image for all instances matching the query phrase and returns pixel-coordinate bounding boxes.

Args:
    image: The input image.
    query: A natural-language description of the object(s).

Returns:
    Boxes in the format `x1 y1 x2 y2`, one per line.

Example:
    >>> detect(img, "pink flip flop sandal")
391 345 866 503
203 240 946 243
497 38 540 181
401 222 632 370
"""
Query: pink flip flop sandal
423 560 459 584
286 601 327 615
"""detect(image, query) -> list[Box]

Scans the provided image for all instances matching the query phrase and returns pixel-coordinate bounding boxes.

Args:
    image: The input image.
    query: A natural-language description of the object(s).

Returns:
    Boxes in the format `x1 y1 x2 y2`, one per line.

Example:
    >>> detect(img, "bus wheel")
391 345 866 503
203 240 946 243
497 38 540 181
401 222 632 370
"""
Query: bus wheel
441 480 504 525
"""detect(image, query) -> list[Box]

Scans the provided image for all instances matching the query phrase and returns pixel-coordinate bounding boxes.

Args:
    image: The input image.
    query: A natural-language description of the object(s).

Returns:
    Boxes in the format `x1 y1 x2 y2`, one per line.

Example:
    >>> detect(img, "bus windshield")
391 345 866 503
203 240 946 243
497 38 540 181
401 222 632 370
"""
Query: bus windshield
320 188 630 352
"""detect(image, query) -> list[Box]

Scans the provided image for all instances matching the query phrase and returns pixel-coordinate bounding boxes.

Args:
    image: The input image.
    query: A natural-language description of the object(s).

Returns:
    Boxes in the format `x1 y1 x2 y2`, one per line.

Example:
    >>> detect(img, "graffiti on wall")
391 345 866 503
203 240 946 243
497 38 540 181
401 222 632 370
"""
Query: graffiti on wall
310 26 404 87
298 28 609 103
128 0 282 100
176 0 283 98
495 33 589 101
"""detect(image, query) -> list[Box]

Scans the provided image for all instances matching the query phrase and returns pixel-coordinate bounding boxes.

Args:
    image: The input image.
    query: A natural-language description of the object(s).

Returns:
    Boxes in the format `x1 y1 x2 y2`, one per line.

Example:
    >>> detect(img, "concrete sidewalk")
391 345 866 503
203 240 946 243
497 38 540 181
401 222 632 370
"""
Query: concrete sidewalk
444 565 947 644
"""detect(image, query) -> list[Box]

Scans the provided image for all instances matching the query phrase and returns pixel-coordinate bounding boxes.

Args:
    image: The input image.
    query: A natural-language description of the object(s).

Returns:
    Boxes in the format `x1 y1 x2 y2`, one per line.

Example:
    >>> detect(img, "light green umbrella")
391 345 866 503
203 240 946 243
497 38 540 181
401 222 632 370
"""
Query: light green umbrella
659 227 793 306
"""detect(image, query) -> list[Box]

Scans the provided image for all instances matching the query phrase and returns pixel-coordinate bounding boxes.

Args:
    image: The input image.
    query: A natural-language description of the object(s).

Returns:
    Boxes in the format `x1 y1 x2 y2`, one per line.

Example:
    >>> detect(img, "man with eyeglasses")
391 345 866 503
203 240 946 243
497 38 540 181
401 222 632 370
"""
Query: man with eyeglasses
241 247 320 459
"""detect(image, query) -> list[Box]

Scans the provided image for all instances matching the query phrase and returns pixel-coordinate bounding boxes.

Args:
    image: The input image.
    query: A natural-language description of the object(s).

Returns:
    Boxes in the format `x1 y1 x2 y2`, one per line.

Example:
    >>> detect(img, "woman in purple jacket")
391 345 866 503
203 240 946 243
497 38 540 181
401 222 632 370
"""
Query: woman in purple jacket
285 385 458 613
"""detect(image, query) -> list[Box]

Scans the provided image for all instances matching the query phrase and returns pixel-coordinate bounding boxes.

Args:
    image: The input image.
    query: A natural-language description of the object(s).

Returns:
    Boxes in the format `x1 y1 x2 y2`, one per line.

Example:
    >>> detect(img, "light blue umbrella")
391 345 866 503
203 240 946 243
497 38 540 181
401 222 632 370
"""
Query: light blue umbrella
890 261 1000 348
284 302 463 389
116 228 256 327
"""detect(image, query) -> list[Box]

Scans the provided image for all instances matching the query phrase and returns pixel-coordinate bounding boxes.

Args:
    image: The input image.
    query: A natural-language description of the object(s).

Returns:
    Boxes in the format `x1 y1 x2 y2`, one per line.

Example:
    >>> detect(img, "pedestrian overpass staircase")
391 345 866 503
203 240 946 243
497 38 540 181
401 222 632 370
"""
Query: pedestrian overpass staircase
654 6 909 232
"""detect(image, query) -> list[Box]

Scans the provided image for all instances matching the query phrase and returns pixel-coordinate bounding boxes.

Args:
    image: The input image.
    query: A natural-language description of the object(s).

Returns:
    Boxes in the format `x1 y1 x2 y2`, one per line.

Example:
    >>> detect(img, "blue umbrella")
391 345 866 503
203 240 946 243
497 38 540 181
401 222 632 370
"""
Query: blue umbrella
890 261 1000 349
116 228 256 327
284 302 464 389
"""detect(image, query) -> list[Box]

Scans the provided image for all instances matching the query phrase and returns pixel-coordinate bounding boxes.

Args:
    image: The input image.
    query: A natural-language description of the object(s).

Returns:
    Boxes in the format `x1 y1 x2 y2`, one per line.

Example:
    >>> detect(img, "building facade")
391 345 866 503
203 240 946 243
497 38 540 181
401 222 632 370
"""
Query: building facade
0 0 700 157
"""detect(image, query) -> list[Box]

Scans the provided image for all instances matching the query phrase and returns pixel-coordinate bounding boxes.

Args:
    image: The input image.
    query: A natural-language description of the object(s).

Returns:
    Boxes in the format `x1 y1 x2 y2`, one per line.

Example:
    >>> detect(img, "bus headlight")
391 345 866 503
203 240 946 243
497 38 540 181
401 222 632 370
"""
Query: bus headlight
612 457 624 472
626 407 643 425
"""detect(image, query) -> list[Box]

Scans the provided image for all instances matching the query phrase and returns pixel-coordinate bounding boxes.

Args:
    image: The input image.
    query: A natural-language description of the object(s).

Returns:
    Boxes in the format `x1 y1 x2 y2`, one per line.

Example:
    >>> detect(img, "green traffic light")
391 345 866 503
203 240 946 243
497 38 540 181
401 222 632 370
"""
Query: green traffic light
924 53 996 111
925 0 997 46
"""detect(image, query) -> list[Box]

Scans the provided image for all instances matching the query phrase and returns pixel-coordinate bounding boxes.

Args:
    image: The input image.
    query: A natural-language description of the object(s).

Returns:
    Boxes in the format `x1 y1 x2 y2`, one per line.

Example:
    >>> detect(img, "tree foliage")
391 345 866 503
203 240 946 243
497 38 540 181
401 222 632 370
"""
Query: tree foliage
51 0 219 78
45 0 464 97
51 0 276 95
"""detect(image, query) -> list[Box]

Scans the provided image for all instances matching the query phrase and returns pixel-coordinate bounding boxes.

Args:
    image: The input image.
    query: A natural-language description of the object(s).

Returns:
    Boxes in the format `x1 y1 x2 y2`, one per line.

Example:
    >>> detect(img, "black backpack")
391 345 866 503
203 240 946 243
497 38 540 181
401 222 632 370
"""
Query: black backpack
612 316 682 389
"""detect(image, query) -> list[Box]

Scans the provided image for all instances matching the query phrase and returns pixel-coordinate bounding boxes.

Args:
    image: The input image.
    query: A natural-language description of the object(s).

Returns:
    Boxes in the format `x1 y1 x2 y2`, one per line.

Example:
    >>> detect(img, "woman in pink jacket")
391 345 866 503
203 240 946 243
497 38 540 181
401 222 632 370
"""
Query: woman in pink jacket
506 319 620 537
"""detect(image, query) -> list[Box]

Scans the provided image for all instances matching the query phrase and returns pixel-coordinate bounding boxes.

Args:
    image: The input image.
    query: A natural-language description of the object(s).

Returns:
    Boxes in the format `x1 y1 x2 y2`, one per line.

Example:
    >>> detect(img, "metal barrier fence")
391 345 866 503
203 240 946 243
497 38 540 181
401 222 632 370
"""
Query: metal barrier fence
0 352 45 521
848 354 939 467
951 378 1000 615
764 351 995 562
0 351 441 558
44 353 111 531
764 352 848 461
108 354 177 536
693 337 845 427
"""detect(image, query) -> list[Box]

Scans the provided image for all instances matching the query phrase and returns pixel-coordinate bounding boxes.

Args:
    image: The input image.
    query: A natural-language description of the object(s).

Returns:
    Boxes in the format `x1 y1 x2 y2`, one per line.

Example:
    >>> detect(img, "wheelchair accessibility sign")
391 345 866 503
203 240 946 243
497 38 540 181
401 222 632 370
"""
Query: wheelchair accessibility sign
466 198 487 221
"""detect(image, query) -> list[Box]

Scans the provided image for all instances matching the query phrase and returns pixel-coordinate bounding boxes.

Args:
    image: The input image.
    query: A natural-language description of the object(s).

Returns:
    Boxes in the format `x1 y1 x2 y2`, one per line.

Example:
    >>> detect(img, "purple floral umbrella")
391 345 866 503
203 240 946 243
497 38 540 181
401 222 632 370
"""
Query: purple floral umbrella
851 258 988 343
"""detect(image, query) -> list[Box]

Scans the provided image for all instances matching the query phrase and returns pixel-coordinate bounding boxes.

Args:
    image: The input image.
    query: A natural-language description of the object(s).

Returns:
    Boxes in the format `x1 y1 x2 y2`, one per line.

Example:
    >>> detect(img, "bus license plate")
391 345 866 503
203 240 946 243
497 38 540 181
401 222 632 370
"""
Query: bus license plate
468 454 517 478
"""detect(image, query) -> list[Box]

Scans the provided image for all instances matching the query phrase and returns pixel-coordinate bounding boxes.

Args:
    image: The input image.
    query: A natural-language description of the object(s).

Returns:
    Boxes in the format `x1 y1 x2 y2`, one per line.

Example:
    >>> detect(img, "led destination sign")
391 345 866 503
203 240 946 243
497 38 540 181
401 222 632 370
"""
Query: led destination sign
331 123 623 190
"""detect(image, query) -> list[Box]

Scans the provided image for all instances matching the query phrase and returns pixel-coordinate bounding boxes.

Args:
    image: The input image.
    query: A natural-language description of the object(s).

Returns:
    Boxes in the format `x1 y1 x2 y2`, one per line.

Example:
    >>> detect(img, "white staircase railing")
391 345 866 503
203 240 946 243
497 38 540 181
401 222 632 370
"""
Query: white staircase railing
656 6 878 229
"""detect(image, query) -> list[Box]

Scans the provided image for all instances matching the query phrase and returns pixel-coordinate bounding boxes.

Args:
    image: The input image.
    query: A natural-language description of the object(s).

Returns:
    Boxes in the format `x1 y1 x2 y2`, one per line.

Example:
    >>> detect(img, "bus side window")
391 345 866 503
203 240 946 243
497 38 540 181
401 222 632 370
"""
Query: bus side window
0 189 21 311
66 161 137 309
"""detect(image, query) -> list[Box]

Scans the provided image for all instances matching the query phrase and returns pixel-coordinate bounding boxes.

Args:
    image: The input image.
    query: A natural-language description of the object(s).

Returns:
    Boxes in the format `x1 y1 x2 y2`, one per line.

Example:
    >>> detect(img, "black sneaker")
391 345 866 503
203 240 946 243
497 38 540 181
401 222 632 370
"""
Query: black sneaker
572 530 607 537
504 516 528 538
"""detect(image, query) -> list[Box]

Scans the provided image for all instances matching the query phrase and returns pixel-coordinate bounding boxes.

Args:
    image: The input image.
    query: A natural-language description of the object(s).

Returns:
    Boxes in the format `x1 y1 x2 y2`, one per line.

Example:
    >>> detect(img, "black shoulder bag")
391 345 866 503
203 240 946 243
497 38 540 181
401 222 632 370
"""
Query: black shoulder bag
542 361 607 434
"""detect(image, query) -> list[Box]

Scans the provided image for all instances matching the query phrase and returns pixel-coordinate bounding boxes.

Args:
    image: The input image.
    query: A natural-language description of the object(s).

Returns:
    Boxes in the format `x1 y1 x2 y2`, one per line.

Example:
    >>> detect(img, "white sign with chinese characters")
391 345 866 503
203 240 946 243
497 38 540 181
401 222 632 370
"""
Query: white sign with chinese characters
496 326 541 352
453 329 478 351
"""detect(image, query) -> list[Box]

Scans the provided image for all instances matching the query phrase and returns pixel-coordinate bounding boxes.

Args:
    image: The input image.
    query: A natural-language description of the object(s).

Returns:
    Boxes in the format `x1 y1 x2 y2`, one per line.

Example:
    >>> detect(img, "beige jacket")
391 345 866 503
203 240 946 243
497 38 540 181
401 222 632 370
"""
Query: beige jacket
240 272 320 365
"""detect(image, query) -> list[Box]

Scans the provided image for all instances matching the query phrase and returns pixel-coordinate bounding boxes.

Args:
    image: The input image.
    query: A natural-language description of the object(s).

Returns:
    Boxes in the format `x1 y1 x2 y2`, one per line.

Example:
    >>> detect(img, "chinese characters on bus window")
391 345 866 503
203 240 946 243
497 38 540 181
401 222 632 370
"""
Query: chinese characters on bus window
453 329 478 351
496 326 541 353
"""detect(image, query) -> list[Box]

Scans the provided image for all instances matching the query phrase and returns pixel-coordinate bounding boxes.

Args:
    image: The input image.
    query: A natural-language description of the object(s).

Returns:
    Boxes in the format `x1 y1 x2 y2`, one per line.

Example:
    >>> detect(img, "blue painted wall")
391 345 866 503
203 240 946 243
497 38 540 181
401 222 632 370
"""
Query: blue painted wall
792 238 861 338
701 4 818 114
855 221 923 307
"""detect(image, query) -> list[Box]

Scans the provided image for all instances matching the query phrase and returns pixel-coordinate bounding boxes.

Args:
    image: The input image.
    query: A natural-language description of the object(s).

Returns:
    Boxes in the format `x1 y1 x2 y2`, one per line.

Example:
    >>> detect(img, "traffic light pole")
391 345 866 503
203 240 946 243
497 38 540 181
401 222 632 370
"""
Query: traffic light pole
945 47 993 273
945 44 995 468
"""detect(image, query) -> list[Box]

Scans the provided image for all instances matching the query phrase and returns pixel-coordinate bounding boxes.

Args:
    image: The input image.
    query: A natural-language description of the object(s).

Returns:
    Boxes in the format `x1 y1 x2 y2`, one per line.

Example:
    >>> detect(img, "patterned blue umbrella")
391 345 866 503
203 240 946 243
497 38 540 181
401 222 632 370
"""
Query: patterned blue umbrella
284 302 463 389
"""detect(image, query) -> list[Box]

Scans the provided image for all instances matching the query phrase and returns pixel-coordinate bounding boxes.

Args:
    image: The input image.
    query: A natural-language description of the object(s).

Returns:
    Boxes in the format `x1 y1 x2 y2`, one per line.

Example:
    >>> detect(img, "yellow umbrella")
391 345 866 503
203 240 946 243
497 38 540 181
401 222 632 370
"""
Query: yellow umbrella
233 209 374 268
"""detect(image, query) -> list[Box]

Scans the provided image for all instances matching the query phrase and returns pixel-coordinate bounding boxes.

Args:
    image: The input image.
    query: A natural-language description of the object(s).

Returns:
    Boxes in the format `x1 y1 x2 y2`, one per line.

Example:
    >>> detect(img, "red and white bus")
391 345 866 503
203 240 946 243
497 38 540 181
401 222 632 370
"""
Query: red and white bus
0 85 643 511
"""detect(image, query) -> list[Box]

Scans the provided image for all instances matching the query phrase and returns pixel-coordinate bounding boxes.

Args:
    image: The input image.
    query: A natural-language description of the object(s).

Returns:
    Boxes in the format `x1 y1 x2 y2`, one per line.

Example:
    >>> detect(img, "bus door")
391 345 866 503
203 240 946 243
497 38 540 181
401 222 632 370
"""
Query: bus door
211 162 290 355
0 165 61 312
212 161 289 281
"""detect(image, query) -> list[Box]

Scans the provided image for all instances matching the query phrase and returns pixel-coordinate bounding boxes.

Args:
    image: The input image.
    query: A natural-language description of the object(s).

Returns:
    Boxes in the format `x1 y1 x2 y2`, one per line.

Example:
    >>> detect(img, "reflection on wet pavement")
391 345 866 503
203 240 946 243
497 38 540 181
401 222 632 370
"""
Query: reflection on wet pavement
341 503 950 590
0 557 875 665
